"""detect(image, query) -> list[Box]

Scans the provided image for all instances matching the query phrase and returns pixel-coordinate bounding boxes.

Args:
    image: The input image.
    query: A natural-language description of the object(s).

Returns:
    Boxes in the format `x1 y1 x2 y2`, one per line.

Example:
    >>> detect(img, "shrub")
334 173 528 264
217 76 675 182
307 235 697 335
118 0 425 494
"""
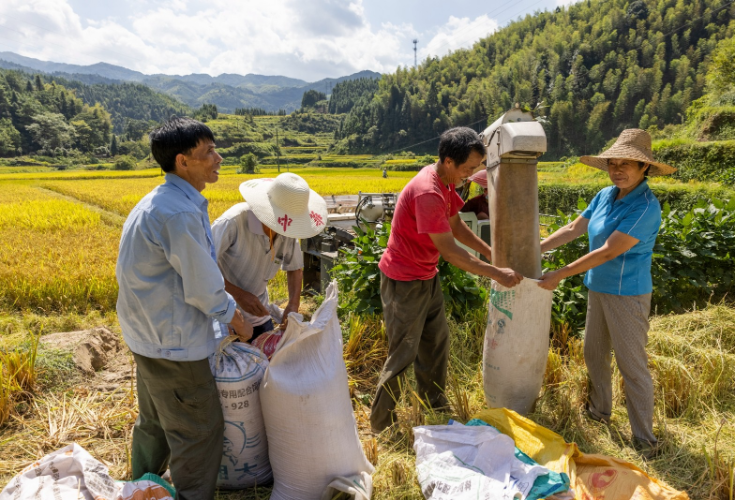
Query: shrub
237 153 259 174
653 139 735 182
541 200 590 332
113 155 137 171
538 181 735 215
218 141 278 158
543 196 735 330
652 198 735 311
331 222 487 315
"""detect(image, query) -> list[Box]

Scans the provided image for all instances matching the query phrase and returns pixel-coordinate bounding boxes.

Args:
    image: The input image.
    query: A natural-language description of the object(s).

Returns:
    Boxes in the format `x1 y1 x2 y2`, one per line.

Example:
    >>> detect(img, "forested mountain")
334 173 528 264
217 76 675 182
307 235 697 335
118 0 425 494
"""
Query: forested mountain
0 53 380 113
336 0 735 158
0 70 110 156
56 78 191 136
328 77 380 114
0 68 191 157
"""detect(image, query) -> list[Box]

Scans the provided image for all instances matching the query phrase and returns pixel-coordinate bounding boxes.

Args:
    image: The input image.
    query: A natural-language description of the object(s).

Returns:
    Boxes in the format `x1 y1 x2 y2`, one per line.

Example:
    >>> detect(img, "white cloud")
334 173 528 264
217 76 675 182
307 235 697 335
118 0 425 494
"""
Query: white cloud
0 0 504 80
421 15 499 59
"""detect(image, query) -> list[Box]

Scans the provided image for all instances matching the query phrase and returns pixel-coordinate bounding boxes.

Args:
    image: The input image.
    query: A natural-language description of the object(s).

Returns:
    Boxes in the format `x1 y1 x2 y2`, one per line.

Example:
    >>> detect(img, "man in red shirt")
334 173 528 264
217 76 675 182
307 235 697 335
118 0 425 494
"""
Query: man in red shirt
371 127 523 433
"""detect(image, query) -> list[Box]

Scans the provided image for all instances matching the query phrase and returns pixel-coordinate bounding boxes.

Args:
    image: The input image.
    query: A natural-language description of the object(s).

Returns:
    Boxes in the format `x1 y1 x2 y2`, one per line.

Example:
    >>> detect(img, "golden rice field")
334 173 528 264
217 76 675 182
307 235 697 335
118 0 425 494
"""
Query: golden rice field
0 168 413 313
0 164 733 499
0 183 119 313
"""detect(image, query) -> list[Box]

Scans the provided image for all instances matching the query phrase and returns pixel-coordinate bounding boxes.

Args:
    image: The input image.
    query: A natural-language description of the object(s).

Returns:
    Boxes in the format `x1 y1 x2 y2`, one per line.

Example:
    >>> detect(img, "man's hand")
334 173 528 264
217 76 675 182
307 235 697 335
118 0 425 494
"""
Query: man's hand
493 267 523 288
537 269 565 290
279 302 299 330
228 309 253 342
233 290 269 317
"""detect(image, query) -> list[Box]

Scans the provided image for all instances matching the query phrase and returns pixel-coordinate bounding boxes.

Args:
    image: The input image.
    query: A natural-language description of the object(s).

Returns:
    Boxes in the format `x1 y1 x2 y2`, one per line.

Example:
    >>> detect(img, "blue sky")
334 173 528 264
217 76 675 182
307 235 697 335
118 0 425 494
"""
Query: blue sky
0 0 577 81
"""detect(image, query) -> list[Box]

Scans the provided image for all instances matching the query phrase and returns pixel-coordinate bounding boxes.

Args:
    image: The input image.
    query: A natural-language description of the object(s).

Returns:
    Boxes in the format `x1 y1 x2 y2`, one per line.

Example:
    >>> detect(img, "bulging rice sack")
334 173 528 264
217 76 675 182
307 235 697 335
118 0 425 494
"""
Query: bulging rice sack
209 336 272 489
261 282 374 500
483 279 553 415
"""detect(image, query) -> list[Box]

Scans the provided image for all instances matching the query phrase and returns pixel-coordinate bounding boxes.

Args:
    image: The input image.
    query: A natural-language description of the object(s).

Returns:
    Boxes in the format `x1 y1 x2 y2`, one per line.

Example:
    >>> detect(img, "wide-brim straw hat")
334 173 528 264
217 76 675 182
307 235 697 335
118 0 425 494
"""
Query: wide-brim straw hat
469 169 487 188
580 129 676 176
239 173 328 239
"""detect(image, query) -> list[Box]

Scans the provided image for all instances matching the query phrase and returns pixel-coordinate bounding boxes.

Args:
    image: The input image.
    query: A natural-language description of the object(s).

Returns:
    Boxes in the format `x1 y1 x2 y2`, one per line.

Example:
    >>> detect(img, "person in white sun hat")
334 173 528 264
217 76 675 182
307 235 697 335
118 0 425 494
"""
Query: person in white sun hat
211 172 328 341
537 128 676 459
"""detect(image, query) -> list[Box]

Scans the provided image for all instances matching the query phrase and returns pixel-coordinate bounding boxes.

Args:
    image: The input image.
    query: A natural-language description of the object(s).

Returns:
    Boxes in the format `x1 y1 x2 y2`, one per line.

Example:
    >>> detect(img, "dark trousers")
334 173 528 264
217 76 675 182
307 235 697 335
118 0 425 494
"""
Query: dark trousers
132 353 224 500
370 272 450 433
251 318 275 342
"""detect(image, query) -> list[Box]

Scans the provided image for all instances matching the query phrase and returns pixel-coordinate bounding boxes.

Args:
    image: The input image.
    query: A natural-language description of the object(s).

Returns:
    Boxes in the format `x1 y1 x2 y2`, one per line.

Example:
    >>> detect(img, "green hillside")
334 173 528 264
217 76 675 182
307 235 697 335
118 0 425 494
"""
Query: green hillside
0 68 191 160
336 0 735 158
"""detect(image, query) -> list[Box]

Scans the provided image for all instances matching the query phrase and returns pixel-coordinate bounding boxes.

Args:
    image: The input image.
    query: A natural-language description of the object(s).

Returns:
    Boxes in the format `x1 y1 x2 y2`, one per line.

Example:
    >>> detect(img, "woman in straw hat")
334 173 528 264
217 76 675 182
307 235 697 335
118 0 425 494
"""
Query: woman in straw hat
537 129 676 459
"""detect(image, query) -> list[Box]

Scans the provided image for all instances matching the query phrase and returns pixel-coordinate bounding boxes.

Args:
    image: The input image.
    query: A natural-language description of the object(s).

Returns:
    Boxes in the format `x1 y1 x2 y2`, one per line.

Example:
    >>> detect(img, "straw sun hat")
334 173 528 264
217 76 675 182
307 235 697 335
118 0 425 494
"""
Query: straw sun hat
580 129 676 176
239 173 328 239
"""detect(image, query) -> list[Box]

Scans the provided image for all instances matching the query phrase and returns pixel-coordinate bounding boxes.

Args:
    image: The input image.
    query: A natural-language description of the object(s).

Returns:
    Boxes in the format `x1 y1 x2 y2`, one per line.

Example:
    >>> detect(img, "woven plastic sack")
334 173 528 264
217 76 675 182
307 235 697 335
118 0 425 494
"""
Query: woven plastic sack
209 337 272 489
119 473 175 500
473 408 689 500
483 279 553 415
261 281 374 500
251 330 283 360
0 443 120 500
413 423 551 500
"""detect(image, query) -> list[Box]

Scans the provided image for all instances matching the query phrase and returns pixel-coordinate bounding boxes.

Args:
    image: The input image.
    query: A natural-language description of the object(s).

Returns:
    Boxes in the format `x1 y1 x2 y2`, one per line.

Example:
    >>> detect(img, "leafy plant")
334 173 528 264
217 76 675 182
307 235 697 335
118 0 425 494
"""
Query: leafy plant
652 198 735 311
541 198 590 332
543 196 735 331
331 222 389 315
437 259 488 316
331 221 488 316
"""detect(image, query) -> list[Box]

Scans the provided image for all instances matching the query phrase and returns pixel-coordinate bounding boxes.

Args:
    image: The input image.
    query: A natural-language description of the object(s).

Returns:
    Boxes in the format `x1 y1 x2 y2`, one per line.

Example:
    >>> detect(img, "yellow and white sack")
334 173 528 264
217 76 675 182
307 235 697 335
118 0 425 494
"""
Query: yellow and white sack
483 279 553 415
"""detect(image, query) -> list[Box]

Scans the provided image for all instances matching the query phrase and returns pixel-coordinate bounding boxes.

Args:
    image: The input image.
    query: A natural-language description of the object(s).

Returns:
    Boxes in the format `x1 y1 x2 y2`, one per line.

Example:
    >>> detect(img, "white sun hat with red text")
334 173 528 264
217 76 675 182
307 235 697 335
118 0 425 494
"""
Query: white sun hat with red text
238 173 328 238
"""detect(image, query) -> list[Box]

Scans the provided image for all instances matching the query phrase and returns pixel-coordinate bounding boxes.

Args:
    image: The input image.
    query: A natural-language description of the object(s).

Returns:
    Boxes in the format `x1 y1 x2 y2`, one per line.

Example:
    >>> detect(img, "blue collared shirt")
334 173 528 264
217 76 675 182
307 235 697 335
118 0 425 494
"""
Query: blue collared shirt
580 180 661 296
116 173 237 361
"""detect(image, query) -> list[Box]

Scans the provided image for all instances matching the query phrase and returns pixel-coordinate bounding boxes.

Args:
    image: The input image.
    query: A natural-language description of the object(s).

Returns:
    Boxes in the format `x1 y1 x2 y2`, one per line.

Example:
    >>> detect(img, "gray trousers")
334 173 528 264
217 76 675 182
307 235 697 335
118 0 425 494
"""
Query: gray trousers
584 290 656 443
132 353 224 500
370 271 450 433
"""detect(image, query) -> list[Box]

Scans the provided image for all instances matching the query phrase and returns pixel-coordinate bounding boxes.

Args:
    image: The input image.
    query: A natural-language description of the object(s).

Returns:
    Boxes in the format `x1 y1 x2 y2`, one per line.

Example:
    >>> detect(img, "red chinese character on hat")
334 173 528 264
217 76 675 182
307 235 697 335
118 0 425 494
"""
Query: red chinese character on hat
278 215 293 232
310 211 324 226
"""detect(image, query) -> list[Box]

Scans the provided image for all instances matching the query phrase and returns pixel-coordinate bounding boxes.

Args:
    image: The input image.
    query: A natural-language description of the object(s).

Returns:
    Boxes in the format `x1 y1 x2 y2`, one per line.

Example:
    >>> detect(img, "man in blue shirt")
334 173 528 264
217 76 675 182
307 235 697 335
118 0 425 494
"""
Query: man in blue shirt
537 129 676 459
117 117 252 499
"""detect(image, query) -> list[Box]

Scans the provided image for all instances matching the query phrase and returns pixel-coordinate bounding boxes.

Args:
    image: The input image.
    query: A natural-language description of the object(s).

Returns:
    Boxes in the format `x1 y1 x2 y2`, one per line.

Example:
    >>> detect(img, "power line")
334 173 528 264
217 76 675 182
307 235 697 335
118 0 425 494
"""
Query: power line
386 112 500 155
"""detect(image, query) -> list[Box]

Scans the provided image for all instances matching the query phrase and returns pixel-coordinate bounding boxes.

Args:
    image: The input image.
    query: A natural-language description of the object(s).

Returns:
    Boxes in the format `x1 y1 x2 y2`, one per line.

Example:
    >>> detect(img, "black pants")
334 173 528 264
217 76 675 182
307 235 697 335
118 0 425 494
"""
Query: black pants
370 272 450 432
132 353 224 500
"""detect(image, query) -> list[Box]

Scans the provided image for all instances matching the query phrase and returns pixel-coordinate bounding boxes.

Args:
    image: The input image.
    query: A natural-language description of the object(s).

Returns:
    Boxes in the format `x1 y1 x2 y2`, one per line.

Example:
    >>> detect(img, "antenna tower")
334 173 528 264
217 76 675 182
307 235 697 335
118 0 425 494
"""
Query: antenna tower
413 39 418 68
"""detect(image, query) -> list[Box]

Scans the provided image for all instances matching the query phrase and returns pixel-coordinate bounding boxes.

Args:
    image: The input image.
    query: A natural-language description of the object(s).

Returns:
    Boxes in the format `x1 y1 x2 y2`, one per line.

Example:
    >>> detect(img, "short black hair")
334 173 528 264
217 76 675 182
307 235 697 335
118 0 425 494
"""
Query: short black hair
438 127 485 165
149 117 215 173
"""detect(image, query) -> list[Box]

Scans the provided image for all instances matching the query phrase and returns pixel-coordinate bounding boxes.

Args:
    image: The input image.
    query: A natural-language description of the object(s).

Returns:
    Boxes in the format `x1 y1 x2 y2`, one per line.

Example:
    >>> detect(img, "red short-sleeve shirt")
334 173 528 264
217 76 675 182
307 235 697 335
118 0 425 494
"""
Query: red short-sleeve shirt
379 165 464 281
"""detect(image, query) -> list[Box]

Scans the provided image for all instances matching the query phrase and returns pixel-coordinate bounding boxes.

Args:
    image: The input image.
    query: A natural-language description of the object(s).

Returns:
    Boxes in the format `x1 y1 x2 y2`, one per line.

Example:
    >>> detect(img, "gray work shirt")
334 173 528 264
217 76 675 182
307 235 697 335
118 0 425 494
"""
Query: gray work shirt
212 202 304 327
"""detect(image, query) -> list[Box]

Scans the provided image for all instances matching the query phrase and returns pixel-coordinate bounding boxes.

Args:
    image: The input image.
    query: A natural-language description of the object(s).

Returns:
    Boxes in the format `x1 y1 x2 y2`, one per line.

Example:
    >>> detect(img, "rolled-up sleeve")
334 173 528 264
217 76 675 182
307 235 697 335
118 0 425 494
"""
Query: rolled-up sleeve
160 212 236 324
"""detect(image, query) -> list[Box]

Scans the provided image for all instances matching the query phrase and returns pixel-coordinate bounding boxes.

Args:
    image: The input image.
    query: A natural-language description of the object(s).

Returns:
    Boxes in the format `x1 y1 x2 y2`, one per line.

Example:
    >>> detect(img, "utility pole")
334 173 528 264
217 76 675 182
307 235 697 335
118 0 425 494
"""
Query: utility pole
275 128 281 173
413 39 418 69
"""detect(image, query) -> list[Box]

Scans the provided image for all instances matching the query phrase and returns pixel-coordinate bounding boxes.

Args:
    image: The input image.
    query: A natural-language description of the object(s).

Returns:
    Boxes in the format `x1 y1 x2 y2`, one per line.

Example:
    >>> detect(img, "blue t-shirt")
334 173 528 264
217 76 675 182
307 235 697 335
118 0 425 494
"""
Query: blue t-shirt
580 180 661 296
